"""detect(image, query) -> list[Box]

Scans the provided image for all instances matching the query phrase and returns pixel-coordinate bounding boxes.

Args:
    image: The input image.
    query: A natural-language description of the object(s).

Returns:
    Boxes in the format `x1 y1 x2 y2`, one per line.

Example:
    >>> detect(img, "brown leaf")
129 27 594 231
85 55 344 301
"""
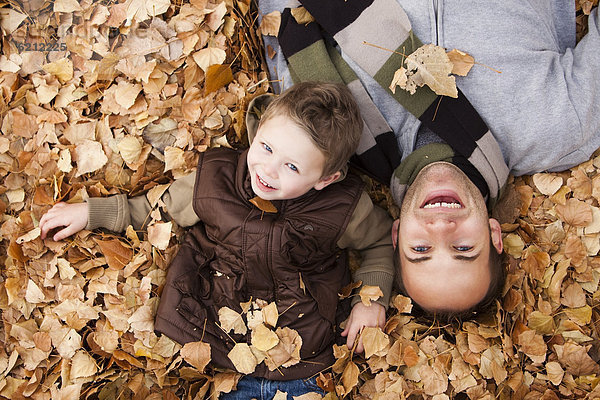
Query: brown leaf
361 327 389 359
567 168 592 199
555 198 593 227
250 196 278 213
218 307 247 336
518 330 547 364
94 238 134 270
338 281 361 299
520 248 550 281
251 323 279 352
205 64 234 94
262 302 279 328
532 173 563 196
553 342 600 376
228 343 257 374
180 341 211 372
341 361 359 396
291 6 315 25
358 285 383 306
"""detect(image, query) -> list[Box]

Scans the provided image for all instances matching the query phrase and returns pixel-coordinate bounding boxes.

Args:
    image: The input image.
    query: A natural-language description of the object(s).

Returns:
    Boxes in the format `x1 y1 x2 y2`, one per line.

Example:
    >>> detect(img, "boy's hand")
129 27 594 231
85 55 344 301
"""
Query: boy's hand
341 302 386 354
39 202 89 241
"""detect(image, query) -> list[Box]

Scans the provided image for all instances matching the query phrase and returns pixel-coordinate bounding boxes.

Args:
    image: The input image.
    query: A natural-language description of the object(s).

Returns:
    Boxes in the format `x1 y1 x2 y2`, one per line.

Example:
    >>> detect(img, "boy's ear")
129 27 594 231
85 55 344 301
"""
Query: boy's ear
313 171 342 190
392 219 400 249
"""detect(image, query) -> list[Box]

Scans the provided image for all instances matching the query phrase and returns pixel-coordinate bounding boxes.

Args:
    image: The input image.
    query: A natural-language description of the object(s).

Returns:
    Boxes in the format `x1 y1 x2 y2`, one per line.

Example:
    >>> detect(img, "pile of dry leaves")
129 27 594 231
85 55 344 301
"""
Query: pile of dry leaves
0 1 599 399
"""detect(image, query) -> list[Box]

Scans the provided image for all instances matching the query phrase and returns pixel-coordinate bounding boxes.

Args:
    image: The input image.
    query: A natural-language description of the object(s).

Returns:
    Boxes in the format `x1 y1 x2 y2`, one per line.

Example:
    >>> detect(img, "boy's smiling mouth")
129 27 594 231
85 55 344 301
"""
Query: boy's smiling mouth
257 174 276 190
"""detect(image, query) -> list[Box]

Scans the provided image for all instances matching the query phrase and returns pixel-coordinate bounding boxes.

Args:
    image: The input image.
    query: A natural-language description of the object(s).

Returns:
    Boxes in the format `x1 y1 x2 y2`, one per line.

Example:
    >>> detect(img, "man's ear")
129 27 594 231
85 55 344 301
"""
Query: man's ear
314 171 342 190
392 219 400 249
489 218 503 254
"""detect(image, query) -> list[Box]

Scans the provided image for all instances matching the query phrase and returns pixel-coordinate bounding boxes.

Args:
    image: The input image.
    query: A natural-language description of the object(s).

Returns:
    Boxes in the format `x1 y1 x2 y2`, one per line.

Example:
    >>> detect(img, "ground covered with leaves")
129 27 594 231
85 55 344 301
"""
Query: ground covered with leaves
1 1 600 399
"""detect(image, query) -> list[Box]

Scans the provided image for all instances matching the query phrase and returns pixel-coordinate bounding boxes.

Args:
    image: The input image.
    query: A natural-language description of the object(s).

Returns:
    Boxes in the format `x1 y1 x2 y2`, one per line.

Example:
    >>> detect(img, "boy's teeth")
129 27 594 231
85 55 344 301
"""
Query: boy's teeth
423 202 461 209
259 176 274 188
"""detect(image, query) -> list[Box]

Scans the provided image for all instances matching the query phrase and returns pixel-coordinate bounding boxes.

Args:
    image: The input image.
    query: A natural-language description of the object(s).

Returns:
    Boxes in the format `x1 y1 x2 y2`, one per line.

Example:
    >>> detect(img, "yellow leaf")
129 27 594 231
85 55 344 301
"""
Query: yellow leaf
115 81 142 110
218 307 247 336
205 64 233 94
392 294 413 313
527 311 556 335
250 196 278 213
503 233 524 258
447 49 474 76
564 305 592 325
361 327 389 359
259 11 281 36
228 343 257 374
180 341 211 372
251 323 279 352
291 7 315 25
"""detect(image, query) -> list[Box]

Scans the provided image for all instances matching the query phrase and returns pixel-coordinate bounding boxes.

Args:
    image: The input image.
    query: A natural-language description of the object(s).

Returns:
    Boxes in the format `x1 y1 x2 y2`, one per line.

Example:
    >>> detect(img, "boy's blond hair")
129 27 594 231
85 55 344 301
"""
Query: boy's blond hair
260 82 363 177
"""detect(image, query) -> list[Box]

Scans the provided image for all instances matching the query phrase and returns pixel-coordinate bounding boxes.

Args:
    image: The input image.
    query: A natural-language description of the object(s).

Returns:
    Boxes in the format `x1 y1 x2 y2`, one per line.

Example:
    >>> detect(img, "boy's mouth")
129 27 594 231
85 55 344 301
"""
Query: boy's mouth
257 174 276 190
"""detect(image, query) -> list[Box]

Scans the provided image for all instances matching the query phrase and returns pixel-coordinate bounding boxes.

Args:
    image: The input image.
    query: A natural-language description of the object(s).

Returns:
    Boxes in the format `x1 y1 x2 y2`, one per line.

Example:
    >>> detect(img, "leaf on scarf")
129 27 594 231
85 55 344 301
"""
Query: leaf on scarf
218 307 247 335
180 341 211 372
228 343 257 374
358 285 383 306
389 67 408 94
291 7 315 25
259 11 281 36
205 64 234 94
250 196 278 213
447 49 474 76
394 44 458 98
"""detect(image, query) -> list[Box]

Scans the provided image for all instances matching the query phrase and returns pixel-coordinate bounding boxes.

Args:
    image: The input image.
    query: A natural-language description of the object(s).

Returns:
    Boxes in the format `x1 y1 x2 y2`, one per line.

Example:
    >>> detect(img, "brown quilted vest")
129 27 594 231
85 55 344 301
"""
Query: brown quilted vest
154 148 364 380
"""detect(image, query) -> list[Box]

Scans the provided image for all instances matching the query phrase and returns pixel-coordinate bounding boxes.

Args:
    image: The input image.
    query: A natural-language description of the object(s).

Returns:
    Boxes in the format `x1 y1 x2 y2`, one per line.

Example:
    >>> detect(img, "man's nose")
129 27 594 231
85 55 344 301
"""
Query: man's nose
263 159 278 178
425 217 456 233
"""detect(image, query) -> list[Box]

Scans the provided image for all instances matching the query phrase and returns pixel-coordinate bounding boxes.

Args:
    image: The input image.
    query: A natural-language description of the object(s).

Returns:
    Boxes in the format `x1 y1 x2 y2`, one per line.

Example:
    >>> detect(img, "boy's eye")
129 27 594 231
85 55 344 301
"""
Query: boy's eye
262 143 272 153
286 163 298 172
454 245 473 252
412 246 430 253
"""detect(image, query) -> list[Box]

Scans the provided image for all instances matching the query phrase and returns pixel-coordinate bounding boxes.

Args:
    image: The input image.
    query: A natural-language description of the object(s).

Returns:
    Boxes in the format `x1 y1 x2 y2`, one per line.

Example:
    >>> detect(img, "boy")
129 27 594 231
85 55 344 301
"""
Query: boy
39 82 394 397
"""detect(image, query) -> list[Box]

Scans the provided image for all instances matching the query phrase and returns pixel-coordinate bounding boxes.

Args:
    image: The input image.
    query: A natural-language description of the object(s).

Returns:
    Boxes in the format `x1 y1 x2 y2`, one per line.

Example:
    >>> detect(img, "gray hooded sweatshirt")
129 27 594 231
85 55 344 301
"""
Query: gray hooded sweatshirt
259 0 600 176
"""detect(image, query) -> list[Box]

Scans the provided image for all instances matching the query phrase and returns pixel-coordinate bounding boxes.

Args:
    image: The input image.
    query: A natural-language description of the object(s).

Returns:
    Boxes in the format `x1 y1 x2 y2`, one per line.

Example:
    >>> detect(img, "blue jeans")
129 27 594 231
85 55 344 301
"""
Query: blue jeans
220 375 325 399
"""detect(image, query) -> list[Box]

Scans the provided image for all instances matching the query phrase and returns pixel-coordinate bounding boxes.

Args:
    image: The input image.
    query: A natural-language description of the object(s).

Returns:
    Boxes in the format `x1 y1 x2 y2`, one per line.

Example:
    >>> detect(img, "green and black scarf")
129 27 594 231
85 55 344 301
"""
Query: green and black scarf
277 0 509 208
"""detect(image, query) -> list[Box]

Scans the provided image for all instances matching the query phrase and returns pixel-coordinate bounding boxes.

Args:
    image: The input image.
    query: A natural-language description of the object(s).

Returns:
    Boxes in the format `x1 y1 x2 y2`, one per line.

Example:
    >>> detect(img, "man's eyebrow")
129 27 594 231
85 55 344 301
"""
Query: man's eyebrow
403 251 432 263
453 252 481 261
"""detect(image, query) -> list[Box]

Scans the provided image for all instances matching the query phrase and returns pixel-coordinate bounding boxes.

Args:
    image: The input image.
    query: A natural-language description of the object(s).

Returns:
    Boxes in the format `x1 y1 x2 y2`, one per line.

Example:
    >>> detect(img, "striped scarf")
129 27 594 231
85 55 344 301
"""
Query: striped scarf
278 0 509 208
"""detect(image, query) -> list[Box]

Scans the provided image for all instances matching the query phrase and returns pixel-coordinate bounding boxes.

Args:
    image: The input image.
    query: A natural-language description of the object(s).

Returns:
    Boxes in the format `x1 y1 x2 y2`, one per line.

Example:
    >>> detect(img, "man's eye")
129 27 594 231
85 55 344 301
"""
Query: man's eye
454 245 473 252
412 246 430 253
262 143 272 153
286 163 298 172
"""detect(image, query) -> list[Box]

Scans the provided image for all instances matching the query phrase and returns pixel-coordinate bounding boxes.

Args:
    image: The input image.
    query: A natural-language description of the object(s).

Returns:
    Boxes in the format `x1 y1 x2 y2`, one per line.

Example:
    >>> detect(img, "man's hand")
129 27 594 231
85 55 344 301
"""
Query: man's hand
341 302 386 354
39 202 88 241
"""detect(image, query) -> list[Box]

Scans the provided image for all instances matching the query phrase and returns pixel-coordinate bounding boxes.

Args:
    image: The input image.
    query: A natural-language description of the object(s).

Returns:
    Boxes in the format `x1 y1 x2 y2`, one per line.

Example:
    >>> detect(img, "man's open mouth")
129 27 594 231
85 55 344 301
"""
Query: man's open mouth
421 193 463 209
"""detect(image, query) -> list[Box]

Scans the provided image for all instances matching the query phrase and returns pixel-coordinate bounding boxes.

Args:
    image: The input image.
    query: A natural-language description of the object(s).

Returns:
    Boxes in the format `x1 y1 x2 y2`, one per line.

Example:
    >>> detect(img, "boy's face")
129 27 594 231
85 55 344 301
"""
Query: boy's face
393 162 503 312
246 115 340 201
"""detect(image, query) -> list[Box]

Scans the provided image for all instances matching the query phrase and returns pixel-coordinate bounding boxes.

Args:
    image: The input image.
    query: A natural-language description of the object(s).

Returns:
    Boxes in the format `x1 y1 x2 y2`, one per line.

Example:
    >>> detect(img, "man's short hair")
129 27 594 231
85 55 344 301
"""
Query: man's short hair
394 235 507 321
260 81 363 177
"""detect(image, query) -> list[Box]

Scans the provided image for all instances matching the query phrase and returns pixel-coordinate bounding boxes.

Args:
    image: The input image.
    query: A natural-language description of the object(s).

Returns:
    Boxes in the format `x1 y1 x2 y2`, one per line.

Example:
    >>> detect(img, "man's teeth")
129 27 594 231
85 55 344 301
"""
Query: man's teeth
423 202 461 209
258 176 274 188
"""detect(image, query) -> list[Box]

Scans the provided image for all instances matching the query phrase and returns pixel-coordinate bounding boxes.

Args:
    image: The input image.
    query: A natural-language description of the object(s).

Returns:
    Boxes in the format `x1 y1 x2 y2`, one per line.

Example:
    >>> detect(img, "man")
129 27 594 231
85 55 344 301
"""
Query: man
257 0 600 316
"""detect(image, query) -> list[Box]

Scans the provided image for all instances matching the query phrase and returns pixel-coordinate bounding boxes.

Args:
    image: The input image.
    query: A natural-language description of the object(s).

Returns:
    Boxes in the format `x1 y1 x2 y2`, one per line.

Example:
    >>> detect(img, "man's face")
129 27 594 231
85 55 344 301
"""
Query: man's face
393 162 503 312
246 115 340 201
